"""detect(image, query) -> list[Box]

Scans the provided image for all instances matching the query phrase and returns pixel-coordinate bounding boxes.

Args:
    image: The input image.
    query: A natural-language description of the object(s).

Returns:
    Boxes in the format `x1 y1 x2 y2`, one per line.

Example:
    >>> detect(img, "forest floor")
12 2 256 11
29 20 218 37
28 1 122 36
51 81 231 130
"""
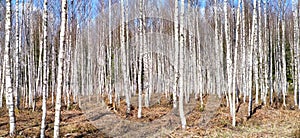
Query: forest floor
0 94 300 137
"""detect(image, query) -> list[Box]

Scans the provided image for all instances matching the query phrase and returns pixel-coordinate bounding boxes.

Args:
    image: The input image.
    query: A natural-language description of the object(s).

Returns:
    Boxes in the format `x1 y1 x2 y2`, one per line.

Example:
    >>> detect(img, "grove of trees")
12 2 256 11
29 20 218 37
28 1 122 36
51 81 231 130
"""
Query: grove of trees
0 0 299 137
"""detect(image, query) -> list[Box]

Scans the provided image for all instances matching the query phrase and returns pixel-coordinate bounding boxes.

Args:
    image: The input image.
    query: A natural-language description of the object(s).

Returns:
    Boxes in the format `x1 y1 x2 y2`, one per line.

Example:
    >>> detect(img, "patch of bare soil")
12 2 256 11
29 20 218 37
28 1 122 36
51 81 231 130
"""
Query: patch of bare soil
80 93 198 137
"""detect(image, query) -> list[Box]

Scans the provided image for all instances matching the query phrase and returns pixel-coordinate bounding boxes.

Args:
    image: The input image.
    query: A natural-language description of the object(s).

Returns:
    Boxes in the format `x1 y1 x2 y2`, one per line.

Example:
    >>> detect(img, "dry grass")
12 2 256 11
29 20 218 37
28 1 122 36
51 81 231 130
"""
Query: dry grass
1 95 300 137
104 94 173 122
171 97 300 138
0 100 105 138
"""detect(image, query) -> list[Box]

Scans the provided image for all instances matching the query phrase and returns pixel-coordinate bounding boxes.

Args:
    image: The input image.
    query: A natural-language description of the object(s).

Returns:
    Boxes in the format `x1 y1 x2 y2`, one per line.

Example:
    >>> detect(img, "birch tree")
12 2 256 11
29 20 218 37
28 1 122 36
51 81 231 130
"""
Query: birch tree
242 0 247 103
249 0 258 117
214 0 221 98
40 0 48 137
108 0 112 104
293 0 300 109
257 0 263 104
298 0 300 109
224 0 233 115
232 0 242 127
263 0 269 105
120 0 131 115
54 0 67 137
179 0 186 129
29 0 36 111
4 0 16 136
292 0 298 107
14 0 20 109
253 0 260 107
0 67 2 108
173 0 179 109
138 0 144 119
280 0 287 107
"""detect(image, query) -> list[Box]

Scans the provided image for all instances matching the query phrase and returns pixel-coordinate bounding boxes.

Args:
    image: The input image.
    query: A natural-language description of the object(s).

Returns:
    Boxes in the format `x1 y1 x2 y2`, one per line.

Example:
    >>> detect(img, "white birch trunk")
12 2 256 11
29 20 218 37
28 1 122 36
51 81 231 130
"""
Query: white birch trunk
29 1 36 111
242 0 247 103
257 0 263 104
138 0 144 118
263 0 268 105
179 0 186 129
0 66 2 108
281 0 287 107
0 59 4 108
294 1 300 109
224 0 233 115
276 11 281 106
40 0 48 137
20 0 24 106
0 51 2 108
253 2 259 107
120 0 130 114
5 0 16 136
232 0 241 127
249 0 258 117
270 29 273 105
37 18 44 106
214 0 221 97
108 0 112 104
293 0 299 107
54 0 67 137
125 1 131 99
14 0 20 109
148 27 153 107
298 1 300 109
143 6 149 108
173 0 179 109
65 32 71 109
51 32 56 106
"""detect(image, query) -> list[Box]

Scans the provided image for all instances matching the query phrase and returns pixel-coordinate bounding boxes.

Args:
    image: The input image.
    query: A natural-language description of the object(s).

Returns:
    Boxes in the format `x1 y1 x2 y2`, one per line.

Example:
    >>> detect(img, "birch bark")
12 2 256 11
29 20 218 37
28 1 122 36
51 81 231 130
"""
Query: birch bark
257 0 263 104
120 0 131 114
224 0 233 115
54 0 67 137
292 0 298 106
4 0 16 136
281 0 287 107
179 0 186 129
242 0 247 103
232 0 242 127
14 0 20 109
249 0 258 117
40 0 48 137
138 0 144 118
173 0 179 109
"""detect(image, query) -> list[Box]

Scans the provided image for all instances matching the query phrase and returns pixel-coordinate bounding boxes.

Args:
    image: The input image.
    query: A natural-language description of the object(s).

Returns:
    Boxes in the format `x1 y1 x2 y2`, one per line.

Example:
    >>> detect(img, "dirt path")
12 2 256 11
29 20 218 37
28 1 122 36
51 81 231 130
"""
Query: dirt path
198 95 221 127
80 95 197 137
130 93 162 107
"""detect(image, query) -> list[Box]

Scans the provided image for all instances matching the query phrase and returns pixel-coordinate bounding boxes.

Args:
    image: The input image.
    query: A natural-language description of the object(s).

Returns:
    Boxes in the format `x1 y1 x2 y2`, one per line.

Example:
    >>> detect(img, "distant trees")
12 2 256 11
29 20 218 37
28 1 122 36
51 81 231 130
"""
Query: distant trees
213 0 300 120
